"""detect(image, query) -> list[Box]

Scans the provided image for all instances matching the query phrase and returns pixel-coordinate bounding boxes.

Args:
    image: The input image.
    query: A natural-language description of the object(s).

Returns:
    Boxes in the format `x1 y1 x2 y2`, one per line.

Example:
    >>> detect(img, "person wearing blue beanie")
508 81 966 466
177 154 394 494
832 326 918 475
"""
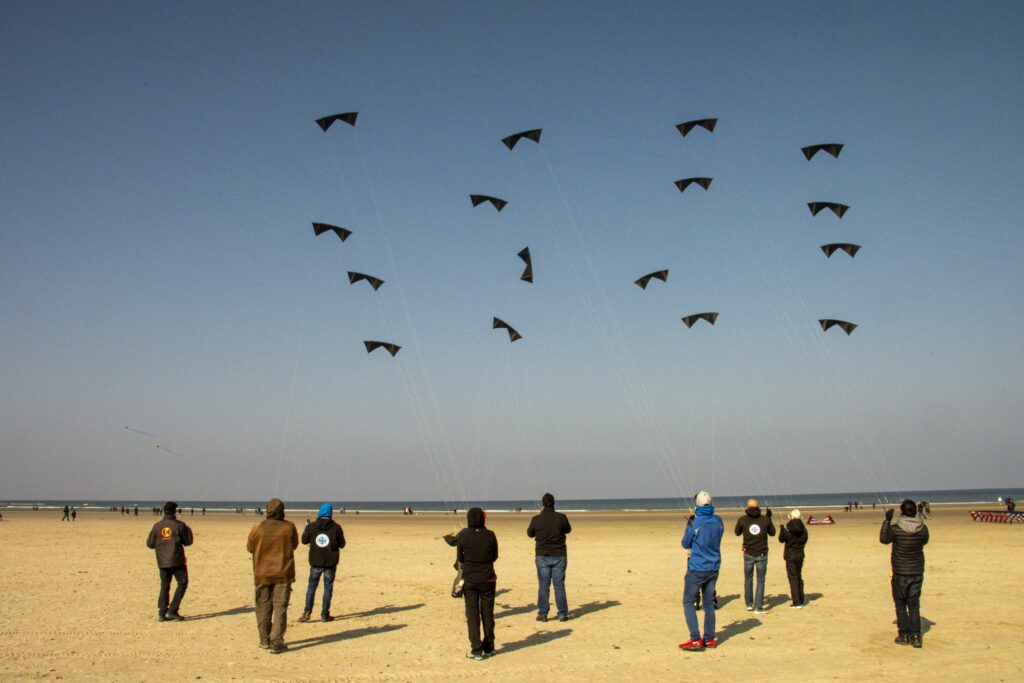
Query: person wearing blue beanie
298 503 346 622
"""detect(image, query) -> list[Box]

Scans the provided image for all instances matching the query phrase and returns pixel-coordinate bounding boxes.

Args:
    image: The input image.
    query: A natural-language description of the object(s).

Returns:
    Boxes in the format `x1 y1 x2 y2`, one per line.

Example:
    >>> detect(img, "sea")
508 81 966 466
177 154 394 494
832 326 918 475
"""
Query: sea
2 487 1021 514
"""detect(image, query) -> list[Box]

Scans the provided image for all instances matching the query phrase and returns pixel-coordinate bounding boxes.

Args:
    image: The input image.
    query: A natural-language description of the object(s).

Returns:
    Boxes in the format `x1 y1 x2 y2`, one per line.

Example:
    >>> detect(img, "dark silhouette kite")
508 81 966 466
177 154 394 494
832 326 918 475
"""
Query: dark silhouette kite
348 272 385 290
493 317 522 342
802 143 843 160
675 177 713 193
819 319 857 335
676 118 718 137
155 445 183 457
502 129 542 150
315 112 358 131
634 270 669 289
364 340 401 356
681 312 719 328
470 194 508 212
808 202 849 219
518 247 533 283
313 222 352 241
820 243 861 258
125 426 158 437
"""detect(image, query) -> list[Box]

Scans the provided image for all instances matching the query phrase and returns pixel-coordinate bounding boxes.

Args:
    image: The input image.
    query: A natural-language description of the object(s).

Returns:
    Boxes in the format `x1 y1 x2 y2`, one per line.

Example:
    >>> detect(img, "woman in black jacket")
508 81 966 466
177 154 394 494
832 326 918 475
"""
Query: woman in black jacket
445 508 498 660
778 509 808 608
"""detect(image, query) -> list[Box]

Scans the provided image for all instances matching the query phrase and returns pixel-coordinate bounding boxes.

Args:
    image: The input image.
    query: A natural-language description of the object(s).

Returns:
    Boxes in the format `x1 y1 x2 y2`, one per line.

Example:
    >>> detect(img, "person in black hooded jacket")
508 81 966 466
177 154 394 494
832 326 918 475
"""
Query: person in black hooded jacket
880 499 929 648
778 509 808 608
146 501 193 621
448 508 498 660
734 498 775 612
298 503 345 622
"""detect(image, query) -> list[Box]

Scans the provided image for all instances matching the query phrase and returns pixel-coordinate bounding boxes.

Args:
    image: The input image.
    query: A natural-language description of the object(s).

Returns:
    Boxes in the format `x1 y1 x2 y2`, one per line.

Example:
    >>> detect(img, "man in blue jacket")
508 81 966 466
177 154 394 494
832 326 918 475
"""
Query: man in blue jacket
679 491 724 651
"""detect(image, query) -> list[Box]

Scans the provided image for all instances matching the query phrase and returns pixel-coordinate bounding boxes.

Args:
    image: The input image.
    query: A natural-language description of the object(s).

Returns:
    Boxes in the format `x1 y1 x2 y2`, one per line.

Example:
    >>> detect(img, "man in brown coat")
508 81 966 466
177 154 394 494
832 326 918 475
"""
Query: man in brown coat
246 498 299 653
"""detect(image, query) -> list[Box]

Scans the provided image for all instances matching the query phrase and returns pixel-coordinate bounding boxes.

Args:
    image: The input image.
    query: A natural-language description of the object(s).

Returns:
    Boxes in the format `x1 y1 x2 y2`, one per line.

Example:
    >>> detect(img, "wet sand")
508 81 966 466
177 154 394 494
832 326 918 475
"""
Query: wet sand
0 505 1021 681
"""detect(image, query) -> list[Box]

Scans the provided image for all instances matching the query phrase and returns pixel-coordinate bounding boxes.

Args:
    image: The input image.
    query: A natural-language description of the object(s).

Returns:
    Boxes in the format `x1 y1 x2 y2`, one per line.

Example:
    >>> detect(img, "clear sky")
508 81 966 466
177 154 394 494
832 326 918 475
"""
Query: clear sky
2 1 1022 503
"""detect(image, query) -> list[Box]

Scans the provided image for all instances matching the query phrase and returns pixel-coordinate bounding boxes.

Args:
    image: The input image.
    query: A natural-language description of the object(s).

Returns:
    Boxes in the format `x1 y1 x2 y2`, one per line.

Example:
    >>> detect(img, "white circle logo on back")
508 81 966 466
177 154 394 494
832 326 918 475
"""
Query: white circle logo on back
315 533 330 548
749 524 762 535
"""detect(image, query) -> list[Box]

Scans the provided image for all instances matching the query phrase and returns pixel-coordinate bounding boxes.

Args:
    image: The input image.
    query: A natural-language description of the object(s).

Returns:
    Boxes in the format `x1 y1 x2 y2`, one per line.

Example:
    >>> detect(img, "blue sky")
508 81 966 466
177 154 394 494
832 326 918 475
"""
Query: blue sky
2 1 1022 502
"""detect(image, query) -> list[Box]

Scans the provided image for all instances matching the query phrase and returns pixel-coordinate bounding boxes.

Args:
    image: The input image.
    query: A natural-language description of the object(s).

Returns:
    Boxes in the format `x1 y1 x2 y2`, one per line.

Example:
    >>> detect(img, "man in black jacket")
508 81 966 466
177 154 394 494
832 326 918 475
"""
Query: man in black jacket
298 503 346 622
145 501 194 621
527 492 572 622
734 498 775 613
881 498 929 648
448 508 498 660
778 509 808 608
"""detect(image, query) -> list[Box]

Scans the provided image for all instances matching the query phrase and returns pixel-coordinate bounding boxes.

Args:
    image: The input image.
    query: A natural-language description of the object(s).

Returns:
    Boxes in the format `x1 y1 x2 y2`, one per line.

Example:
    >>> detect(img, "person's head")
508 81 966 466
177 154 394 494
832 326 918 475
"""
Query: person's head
267 498 285 520
467 507 485 528
746 498 759 510
695 491 712 507
318 503 333 519
789 509 801 520
900 499 917 518
163 501 178 516
541 493 555 509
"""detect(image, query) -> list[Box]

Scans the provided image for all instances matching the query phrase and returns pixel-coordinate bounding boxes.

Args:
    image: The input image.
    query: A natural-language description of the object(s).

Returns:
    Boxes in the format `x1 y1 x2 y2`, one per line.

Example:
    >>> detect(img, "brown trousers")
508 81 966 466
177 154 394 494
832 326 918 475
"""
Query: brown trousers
255 583 291 646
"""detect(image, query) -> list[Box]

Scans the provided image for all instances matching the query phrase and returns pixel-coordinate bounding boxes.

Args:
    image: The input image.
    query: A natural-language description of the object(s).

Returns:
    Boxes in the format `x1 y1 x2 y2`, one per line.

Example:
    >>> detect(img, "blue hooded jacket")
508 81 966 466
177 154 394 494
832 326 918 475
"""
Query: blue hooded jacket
682 505 724 572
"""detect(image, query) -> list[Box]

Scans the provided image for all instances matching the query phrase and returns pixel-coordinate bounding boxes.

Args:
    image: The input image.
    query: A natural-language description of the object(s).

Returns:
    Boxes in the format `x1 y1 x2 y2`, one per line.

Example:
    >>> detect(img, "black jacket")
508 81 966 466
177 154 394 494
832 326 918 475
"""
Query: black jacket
301 517 346 567
734 507 776 556
778 519 808 561
880 516 929 575
454 508 498 584
146 514 193 568
527 507 572 556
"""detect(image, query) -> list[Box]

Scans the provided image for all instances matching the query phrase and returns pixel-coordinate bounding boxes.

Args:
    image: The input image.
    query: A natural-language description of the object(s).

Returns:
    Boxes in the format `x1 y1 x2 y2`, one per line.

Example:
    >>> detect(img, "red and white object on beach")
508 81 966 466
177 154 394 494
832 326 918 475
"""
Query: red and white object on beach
806 514 835 525
970 511 1024 524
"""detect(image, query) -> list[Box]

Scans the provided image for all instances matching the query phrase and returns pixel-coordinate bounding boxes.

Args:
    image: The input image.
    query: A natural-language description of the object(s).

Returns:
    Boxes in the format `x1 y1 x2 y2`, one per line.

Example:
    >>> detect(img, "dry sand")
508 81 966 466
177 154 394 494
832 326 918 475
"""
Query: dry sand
0 505 1021 681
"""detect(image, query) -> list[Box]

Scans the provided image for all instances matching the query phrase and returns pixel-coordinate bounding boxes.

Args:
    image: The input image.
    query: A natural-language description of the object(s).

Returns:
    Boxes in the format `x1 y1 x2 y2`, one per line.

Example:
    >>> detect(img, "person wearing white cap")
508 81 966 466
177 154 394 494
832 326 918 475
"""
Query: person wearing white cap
778 509 808 608
679 491 724 651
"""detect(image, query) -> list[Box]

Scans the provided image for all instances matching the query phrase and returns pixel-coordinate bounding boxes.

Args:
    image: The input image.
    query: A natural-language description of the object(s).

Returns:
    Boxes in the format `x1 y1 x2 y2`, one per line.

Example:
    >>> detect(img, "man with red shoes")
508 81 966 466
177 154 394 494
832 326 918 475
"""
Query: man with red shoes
679 491 724 651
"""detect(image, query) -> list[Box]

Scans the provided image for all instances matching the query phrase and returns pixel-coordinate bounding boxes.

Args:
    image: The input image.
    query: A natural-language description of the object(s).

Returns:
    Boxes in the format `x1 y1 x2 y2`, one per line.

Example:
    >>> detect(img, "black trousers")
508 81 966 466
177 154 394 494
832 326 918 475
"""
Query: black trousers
463 581 496 654
158 566 189 614
785 558 805 606
891 574 923 635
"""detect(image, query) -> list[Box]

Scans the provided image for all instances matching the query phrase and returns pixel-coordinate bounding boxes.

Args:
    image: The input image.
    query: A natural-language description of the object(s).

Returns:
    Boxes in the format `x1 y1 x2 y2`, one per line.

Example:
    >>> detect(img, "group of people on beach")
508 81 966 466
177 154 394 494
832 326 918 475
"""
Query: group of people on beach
144 491 930 658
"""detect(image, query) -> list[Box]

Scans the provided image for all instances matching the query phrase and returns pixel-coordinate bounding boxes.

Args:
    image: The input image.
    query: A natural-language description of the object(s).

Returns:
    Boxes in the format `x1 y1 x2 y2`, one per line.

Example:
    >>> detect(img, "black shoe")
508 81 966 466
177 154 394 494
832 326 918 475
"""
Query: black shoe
297 612 311 623
259 640 271 650
909 634 922 649
536 614 548 622
158 613 168 622
321 614 334 622
558 614 571 622
166 611 185 621
269 643 288 654
894 633 909 646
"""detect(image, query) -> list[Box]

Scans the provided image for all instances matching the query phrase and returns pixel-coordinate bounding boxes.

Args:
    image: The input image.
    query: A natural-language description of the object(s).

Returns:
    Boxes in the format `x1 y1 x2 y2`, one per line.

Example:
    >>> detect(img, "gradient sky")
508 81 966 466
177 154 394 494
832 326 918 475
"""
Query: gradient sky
2 1 1022 503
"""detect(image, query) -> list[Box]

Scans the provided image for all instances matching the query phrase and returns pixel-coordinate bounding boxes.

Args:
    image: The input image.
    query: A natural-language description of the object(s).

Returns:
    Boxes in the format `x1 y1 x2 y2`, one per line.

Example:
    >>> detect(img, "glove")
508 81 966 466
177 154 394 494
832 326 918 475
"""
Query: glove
687 514 695 526
766 508 772 518
884 508 894 521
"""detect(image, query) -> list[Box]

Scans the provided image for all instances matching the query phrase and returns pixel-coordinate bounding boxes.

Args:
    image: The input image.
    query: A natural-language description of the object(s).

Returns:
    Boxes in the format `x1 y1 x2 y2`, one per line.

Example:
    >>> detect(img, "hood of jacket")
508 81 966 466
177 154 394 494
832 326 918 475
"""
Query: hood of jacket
266 498 285 520
467 507 485 528
745 506 762 519
895 515 924 534
786 519 806 535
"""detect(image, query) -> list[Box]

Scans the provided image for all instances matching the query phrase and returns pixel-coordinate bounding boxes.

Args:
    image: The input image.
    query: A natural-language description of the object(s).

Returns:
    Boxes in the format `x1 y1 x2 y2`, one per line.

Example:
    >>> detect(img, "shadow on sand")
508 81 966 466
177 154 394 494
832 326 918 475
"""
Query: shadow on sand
714 593 739 609
187 606 254 621
337 603 425 620
571 600 621 619
890 615 935 635
287 624 406 652
495 603 536 619
716 618 761 643
500 629 572 654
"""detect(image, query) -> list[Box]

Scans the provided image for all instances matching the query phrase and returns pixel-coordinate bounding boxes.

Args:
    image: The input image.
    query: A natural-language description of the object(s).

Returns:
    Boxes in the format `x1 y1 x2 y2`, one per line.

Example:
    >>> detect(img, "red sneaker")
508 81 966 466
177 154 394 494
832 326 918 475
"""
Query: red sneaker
704 639 717 648
678 639 705 651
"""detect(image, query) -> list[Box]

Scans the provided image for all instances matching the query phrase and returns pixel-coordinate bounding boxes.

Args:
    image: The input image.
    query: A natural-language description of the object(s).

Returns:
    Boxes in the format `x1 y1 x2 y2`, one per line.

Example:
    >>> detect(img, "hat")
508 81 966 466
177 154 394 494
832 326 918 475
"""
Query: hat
163 501 178 515
900 499 917 517
790 509 801 520
541 493 555 508
695 491 712 506
318 503 333 518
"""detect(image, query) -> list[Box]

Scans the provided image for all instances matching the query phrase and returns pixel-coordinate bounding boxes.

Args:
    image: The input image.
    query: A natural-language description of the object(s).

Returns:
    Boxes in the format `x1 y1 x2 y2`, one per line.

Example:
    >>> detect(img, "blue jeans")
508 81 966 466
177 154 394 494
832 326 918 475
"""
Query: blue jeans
683 569 718 641
743 553 767 609
535 556 568 618
304 565 336 617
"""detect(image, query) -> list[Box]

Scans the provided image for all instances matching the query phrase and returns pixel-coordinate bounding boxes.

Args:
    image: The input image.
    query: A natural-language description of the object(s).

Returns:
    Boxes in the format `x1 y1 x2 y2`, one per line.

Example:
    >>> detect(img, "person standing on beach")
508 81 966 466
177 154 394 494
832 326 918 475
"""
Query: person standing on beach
778 509 808 608
881 498 929 648
246 498 299 653
680 491 724 651
734 498 775 612
298 503 346 623
527 493 572 622
146 501 194 621
450 507 498 660
62 505 70 521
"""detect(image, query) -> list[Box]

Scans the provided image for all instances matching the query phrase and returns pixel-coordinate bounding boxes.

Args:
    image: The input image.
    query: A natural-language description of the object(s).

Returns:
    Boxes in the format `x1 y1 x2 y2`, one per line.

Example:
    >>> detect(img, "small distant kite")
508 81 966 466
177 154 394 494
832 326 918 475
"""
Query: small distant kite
676 118 718 137
820 243 860 258
802 143 843 160
518 247 533 283
675 177 713 193
315 112 358 131
681 312 719 328
807 202 849 219
156 445 183 457
634 270 669 289
819 319 857 335
502 129 542 150
364 340 402 356
470 194 508 212
313 222 352 241
348 271 385 290
493 317 522 342
125 426 158 437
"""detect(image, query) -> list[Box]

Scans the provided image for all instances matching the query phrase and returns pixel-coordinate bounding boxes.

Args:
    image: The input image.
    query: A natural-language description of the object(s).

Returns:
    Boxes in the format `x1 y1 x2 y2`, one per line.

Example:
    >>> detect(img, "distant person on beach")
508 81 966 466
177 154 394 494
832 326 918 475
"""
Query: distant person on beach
1006 497 1016 513
449 507 498 660
778 509 808 608
679 491 724 651
734 498 775 612
527 493 572 622
146 501 193 621
298 504 345 623
62 505 70 521
71 508 77 521
880 499 929 648
246 498 299 654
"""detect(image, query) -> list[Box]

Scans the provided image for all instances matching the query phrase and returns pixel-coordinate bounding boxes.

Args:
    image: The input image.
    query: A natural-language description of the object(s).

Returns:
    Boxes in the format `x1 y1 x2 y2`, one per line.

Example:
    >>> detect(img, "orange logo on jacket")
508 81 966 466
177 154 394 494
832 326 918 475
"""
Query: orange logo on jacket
161 527 172 539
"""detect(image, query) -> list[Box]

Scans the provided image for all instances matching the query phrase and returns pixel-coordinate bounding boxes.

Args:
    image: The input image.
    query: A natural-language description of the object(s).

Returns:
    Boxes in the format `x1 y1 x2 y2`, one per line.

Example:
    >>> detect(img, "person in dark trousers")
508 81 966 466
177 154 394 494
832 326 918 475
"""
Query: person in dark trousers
778 509 808 608
881 498 929 648
62 505 70 521
146 501 194 621
247 498 299 654
679 491 724 651
298 503 345 622
447 508 498 661
734 498 775 612
527 492 572 622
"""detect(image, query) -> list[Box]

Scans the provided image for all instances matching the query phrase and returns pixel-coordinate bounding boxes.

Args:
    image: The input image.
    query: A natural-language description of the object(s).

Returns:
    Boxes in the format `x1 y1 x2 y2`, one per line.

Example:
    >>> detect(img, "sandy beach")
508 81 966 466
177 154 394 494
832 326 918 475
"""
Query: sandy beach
0 505 1021 681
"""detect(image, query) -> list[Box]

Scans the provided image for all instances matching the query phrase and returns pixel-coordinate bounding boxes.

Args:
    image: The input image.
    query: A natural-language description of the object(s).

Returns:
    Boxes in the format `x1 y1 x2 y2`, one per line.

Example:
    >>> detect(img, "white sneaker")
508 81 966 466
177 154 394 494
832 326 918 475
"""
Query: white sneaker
746 605 754 611
791 604 803 609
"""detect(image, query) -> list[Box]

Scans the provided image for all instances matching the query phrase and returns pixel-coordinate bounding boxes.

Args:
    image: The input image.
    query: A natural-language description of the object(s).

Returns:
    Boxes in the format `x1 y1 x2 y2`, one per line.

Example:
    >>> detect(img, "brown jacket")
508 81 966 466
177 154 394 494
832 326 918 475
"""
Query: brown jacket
246 498 299 586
